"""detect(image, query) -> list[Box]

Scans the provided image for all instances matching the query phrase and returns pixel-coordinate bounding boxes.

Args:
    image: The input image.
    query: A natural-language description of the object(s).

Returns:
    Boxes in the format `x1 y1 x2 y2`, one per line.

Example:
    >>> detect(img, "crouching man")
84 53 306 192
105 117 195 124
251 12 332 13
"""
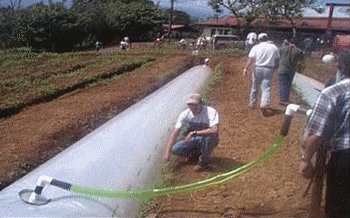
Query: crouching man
163 93 219 171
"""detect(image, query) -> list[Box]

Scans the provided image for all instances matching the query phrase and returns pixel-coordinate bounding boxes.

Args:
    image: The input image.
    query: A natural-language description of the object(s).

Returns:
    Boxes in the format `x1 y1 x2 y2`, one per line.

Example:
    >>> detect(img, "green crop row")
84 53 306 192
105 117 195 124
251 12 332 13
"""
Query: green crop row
0 56 154 117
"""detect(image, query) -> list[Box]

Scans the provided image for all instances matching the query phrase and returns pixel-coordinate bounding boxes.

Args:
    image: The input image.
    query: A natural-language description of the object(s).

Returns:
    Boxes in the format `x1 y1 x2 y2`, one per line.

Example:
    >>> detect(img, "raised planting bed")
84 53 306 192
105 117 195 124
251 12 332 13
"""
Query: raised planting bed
0 53 154 117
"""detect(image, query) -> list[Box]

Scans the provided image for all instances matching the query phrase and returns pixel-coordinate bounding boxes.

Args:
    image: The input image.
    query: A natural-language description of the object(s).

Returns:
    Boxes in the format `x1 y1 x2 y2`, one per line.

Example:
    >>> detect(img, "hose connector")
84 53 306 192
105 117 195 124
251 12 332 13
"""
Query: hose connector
19 175 73 206
28 175 53 204
285 104 301 116
280 104 311 136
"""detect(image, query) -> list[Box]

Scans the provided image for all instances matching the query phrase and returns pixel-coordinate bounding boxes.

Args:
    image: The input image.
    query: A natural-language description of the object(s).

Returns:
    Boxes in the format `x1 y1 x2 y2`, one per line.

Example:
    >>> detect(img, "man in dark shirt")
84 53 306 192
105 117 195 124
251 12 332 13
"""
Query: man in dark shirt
277 39 304 105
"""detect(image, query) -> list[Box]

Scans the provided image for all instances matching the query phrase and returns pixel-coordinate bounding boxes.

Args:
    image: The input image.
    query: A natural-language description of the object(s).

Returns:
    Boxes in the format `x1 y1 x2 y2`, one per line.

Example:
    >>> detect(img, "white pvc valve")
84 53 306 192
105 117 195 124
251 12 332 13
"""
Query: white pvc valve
306 109 313 117
28 175 53 204
36 175 53 187
285 104 301 116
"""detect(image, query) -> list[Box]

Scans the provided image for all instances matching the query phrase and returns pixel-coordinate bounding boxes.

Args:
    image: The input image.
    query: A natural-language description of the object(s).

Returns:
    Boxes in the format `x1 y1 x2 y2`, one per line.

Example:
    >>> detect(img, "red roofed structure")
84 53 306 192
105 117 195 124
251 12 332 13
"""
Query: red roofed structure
197 16 350 37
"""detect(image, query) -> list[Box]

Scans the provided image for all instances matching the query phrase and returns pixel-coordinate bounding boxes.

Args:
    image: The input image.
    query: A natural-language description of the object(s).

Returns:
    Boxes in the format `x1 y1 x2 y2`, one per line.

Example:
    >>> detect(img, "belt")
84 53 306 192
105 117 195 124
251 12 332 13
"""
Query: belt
256 65 274 69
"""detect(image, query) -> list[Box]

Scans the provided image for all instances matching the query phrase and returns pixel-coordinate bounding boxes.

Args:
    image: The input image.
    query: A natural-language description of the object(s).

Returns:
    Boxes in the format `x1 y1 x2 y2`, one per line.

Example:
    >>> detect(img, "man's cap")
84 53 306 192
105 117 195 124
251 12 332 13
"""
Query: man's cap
322 53 336 64
258 33 268 40
186 93 202 105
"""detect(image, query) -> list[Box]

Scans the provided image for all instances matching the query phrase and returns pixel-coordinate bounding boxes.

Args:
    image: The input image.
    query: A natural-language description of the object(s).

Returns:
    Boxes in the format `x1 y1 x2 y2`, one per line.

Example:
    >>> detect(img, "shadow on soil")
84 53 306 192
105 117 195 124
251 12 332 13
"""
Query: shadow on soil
210 156 244 173
170 156 244 173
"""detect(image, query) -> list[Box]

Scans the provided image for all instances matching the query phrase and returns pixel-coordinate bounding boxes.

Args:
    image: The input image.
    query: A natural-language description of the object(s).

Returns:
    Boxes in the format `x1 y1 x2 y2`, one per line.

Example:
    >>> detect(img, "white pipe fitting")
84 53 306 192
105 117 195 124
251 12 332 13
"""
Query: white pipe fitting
28 176 53 203
285 104 301 116
36 175 53 187
306 109 313 117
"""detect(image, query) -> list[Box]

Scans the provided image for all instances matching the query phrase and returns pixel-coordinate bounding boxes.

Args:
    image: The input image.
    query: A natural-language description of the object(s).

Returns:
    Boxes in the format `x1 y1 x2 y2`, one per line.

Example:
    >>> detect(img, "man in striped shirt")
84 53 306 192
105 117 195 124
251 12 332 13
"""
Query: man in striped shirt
301 49 350 218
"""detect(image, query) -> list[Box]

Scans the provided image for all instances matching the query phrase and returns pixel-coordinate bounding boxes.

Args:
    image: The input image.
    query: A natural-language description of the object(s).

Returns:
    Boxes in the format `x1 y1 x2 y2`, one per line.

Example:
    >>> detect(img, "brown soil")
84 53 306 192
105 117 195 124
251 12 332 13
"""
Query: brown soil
144 57 316 218
0 53 194 189
0 50 319 218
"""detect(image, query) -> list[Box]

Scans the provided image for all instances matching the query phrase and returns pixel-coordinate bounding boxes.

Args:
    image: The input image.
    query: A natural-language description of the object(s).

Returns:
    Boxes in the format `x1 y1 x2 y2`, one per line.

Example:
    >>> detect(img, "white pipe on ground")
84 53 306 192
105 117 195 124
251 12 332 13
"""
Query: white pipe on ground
0 65 212 217
293 73 325 106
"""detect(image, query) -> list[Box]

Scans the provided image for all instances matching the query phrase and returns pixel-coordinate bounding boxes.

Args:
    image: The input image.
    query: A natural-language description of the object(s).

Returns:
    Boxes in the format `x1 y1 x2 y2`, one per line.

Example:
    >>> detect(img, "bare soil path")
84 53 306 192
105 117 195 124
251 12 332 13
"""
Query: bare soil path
0 49 324 218
144 57 315 218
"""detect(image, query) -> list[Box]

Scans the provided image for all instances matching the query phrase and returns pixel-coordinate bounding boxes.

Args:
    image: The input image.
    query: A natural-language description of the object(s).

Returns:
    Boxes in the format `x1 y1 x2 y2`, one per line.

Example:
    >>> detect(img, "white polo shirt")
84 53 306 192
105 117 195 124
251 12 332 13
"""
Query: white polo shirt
248 41 279 68
175 106 219 130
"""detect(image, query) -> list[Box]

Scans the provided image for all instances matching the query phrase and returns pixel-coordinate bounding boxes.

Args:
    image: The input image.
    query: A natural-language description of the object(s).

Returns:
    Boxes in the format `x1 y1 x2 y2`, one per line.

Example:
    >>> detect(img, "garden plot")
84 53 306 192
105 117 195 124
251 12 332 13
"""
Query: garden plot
0 49 155 117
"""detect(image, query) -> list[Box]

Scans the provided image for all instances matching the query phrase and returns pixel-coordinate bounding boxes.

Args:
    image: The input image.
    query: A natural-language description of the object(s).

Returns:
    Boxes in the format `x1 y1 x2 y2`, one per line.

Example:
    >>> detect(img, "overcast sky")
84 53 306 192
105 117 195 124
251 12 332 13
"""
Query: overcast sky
155 0 350 18
1 0 349 18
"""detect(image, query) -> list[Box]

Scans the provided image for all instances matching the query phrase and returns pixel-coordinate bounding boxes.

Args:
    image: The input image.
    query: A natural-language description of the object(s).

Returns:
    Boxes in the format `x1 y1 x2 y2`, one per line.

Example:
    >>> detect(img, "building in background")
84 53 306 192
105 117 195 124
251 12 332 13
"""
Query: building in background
197 16 350 42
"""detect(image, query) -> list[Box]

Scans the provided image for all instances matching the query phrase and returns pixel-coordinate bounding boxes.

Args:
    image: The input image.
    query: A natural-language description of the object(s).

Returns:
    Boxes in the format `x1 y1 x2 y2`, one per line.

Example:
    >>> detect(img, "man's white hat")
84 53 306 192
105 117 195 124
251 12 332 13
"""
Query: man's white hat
322 53 336 64
258 33 268 40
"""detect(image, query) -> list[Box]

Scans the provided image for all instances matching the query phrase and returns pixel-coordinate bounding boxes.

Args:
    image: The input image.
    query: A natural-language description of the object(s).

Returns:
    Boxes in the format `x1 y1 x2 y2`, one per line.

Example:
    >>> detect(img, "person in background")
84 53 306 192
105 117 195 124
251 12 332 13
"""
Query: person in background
95 40 102 52
124 36 131 48
120 39 129 50
303 37 313 56
178 38 187 49
243 33 280 116
322 52 349 88
245 32 257 52
277 38 304 105
163 93 219 171
300 49 350 218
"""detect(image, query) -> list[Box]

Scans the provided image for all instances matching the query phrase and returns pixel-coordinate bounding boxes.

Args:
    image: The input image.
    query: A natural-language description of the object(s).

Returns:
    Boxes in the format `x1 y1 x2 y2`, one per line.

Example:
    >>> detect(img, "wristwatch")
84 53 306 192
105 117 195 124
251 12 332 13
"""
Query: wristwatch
193 131 197 136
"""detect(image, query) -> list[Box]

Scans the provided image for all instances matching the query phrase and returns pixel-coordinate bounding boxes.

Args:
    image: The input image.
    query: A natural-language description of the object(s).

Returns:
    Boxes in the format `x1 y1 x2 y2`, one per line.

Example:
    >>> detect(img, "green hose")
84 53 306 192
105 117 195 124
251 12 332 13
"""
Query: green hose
71 135 284 200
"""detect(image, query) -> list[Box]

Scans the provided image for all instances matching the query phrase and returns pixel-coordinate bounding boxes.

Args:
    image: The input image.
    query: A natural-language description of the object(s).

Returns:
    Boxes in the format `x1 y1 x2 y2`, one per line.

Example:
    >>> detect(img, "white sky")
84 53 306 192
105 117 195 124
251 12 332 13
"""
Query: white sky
155 0 350 18
1 0 349 18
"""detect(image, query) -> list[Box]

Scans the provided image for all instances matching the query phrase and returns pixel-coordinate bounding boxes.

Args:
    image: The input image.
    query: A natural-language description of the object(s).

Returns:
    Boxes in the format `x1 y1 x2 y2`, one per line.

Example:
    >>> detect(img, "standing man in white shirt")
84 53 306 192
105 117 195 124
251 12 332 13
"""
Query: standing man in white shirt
163 93 219 171
245 32 257 51
243 33 280 115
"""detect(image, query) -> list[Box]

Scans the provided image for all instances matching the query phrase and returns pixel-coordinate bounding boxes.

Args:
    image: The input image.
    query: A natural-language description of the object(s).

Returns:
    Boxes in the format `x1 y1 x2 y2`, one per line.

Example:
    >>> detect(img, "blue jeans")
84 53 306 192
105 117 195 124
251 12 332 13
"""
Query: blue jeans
172 135 218 166
250 67 273 108
278 72 295 102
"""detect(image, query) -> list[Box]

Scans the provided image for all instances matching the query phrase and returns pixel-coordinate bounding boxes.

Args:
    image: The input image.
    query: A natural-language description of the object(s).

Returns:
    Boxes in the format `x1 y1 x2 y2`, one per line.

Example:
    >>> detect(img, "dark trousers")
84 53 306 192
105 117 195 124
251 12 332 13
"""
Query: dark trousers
278 72 295 102
326 149 350 218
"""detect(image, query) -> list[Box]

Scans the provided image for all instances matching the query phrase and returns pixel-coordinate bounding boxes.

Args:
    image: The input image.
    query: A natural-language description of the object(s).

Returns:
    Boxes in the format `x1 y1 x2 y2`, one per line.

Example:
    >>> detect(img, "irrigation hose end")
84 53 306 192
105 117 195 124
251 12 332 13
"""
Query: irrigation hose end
19 175 53 205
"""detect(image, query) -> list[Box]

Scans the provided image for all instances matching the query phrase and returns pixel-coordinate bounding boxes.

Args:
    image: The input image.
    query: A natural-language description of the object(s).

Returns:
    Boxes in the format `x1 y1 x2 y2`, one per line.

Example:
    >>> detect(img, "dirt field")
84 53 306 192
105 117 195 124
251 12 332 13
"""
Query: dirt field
0 48 195 189
0 47 330 217
141 56 318 218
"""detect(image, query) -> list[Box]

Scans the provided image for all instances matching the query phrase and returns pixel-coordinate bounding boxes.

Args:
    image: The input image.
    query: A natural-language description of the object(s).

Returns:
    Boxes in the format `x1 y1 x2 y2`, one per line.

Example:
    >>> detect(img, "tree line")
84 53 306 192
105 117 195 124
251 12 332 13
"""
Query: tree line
208 0 324 37
0 0 166 51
